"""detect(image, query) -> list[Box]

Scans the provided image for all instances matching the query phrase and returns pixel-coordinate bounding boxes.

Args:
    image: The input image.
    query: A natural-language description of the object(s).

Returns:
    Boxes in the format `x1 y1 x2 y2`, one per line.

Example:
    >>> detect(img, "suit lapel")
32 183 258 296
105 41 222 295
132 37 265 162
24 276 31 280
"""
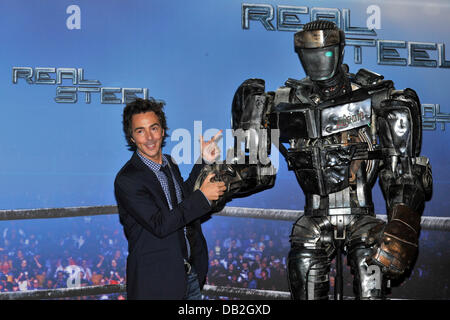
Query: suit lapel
130 152 169 209
166 155 186 199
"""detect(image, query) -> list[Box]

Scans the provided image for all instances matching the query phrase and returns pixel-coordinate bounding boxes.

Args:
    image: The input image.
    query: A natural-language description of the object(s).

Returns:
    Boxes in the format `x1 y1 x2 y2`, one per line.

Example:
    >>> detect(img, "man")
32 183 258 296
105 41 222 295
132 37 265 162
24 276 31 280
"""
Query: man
114 98 226 299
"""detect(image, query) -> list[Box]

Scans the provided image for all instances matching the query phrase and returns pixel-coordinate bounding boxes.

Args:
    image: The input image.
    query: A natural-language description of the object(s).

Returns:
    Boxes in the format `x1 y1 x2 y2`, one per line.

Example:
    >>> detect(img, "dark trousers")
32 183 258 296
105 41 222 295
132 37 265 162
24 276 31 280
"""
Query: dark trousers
183 266 202 300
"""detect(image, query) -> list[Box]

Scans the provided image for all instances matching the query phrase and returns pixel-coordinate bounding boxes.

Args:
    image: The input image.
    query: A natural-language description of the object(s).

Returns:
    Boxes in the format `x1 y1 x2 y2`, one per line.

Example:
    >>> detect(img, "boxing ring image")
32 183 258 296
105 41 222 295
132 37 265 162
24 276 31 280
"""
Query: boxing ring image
0 205 448 300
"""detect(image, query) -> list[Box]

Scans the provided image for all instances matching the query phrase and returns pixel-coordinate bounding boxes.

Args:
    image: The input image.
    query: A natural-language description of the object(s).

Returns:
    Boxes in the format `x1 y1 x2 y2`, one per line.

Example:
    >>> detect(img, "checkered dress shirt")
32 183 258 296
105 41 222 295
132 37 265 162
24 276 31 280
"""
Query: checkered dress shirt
137 152 183 209
136 152 190 258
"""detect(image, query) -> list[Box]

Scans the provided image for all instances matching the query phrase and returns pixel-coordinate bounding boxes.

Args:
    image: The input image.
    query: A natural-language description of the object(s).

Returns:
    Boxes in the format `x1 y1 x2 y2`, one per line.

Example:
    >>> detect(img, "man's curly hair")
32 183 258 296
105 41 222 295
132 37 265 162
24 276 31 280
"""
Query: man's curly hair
122 98 169 151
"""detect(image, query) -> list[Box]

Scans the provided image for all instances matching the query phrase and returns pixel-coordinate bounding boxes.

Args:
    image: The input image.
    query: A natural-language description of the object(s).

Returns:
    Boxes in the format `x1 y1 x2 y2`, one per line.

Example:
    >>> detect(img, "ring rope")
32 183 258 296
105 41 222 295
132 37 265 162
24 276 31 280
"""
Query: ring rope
1 205 449 231
0 284 126 300
0 283 380 300
0 284 291 300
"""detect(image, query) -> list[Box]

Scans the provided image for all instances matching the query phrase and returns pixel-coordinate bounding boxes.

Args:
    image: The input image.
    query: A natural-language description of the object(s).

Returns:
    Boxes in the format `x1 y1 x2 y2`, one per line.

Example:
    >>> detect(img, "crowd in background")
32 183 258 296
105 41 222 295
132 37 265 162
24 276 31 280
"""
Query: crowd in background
0 215 449 299
202 217 291 294
0 216 127 300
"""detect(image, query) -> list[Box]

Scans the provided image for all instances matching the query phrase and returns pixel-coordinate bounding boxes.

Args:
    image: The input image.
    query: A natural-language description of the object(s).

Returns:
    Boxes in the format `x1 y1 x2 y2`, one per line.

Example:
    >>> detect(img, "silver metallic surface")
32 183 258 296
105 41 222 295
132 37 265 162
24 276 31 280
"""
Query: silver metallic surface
289 139 296 149
328 208 352 215
414 156 429 166
289 214 384 299
321 98 371 136
415 156 433 197
356 166 367 207
386 109 412 156
312 194 321 209
355 251 383 299
371 109 377 142
291 216 323 247
56 68 77 85
288 243 333 299
328 187 351 208
329 215 354 225
274 86 291 105
358 128 376 183
391 155 398 174
306 109 319 138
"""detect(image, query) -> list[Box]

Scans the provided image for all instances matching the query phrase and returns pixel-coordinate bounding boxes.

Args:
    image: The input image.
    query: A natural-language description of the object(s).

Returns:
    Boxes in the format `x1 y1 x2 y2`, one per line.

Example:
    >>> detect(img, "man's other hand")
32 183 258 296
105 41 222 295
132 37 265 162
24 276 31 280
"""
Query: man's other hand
200 130 222 163
199 173 227 201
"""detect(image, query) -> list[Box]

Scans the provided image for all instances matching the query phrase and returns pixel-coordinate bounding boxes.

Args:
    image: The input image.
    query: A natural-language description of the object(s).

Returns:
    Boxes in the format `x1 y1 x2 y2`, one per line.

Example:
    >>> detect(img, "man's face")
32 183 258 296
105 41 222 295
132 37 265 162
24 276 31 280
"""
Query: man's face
131 111 164 164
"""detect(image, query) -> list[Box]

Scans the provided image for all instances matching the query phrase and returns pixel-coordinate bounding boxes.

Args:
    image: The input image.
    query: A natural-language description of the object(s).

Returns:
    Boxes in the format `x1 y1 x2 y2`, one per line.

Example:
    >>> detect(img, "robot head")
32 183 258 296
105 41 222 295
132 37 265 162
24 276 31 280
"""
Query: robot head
294 20 345 81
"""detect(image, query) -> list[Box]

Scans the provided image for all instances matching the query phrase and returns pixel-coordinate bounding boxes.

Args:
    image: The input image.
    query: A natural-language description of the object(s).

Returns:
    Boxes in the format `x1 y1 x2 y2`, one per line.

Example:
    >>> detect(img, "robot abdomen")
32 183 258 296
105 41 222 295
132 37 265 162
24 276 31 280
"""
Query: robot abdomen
288 146 354 196
293 166 349 195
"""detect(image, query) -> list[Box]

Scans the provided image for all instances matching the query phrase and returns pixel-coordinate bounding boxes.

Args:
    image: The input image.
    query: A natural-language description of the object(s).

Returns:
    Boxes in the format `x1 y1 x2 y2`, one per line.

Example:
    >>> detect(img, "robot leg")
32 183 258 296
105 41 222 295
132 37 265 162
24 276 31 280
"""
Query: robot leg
346 215 387 299
287 216 334 300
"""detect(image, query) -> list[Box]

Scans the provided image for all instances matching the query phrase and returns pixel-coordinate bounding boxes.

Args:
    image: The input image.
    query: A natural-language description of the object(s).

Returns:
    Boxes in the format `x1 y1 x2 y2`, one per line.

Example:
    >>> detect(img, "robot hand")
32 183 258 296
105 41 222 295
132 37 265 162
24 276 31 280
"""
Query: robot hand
194 163 241 213
194 159 276 213
367 205 420 278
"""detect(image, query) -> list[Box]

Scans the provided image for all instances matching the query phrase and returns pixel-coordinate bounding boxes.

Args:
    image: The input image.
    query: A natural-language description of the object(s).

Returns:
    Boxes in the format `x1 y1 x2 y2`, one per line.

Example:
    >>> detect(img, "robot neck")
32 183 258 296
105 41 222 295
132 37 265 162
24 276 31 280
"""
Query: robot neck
313 65 351 100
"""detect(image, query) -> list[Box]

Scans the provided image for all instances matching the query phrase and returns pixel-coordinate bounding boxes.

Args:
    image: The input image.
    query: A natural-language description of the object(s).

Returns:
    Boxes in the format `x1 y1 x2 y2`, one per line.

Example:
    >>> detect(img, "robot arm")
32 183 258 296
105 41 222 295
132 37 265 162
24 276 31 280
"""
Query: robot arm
193 79 277 212
369 88 432 277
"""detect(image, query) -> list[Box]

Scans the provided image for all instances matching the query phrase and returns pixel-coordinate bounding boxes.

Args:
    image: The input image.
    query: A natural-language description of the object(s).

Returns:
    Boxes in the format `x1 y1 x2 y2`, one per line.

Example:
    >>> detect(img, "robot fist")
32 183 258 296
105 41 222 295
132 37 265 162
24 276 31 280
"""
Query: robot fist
367 205 420 278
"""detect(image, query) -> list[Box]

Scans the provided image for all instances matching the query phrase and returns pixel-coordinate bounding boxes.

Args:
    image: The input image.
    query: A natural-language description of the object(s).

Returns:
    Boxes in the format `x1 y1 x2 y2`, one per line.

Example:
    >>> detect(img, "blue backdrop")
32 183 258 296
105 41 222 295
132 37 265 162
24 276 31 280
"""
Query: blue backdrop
1 0 448 216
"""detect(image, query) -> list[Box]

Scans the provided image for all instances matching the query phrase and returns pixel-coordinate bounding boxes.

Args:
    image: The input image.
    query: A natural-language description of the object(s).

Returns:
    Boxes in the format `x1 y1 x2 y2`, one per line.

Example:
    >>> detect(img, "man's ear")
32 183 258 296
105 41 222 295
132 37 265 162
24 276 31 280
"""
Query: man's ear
130 137 135 143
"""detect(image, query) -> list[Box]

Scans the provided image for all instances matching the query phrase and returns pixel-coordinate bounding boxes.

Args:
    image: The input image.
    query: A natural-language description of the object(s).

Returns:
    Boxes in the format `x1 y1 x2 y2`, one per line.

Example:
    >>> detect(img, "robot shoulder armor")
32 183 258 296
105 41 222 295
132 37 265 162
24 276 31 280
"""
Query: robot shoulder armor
354 68 385 86
234 78 266 97
285 77 313 91
388 88 420 106
273 85 292 105
281 77 314 104
231 78 271 130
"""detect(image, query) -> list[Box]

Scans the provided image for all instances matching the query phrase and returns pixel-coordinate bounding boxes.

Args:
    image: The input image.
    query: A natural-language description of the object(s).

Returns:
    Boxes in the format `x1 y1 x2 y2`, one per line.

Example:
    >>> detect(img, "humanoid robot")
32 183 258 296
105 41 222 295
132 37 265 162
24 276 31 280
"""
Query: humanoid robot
195 20 432 299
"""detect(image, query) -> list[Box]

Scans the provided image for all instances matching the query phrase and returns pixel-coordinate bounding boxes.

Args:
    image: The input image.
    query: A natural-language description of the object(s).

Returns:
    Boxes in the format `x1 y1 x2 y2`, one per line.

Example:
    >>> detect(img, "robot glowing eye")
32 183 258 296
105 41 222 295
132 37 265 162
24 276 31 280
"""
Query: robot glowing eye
325 51 333 57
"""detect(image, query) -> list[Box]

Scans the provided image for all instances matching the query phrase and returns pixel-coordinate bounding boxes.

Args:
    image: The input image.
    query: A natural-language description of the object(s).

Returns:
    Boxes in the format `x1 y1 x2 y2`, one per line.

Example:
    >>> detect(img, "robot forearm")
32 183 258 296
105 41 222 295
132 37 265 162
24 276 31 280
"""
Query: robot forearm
370 155 432 277
370 90 433 277
193 159 276 212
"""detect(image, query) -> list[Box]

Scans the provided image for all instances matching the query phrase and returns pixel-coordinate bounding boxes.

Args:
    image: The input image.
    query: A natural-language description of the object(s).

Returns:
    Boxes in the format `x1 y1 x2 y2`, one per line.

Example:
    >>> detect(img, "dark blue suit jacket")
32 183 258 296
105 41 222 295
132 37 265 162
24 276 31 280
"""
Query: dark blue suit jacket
114 152 211 299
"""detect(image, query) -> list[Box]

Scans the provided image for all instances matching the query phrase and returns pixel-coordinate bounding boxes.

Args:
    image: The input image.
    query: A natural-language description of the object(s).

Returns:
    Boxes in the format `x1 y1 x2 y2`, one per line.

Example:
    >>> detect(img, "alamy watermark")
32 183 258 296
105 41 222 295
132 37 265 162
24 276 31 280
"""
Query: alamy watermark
169 121 281 175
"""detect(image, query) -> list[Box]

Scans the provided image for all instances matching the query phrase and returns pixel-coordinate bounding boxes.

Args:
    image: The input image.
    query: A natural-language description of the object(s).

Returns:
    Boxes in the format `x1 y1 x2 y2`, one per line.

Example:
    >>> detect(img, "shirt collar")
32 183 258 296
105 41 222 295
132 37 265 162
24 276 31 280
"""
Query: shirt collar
136 151 169 172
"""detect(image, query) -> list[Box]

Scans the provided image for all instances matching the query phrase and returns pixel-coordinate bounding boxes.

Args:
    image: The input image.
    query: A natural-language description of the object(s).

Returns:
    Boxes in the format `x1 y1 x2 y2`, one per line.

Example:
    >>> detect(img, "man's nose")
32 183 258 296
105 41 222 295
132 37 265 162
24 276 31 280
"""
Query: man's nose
146 130 156 141
141 129 152 141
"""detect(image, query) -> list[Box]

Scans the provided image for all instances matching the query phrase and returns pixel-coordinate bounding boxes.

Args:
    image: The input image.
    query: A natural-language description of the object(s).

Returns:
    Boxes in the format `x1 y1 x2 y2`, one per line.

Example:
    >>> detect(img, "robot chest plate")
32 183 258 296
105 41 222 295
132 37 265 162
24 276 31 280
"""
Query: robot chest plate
320 98 371 136
271 88 372 141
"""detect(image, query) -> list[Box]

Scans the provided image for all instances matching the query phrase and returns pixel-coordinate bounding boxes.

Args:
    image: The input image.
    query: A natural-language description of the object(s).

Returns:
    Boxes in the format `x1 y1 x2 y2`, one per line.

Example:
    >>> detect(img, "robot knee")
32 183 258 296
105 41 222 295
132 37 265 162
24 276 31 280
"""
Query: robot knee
288 247 331 300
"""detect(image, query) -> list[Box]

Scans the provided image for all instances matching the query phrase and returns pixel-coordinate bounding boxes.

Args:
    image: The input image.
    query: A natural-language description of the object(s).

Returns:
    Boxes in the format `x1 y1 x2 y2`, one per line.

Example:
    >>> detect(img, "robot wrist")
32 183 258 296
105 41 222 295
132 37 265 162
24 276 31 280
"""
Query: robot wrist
388 203 421 234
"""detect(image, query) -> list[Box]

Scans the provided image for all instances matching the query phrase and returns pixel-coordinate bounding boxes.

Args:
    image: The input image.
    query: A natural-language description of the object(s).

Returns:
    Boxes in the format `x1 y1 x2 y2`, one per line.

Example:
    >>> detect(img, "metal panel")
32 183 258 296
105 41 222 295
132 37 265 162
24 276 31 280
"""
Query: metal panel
321 98 372 136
